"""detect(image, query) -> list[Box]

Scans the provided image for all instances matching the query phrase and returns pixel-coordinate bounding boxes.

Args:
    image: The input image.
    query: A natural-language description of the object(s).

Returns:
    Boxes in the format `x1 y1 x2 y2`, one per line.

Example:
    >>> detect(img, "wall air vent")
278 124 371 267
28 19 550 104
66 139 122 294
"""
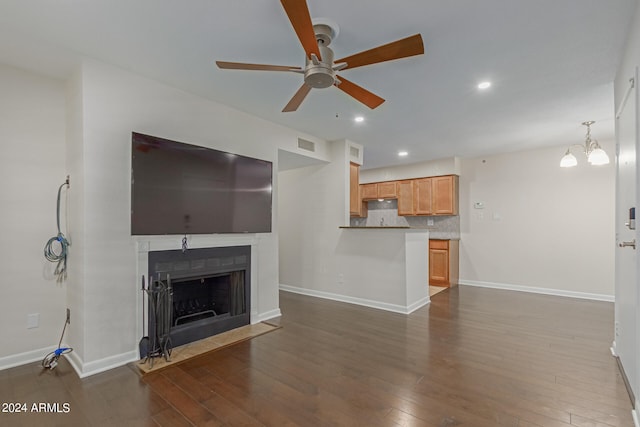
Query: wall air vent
297 138 316 152
350 146 360 158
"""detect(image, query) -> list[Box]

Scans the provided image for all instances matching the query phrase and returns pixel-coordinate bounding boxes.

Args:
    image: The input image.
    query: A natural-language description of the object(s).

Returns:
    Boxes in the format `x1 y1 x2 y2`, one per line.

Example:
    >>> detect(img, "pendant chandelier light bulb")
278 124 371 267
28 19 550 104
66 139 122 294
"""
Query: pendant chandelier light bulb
560 150 577 168
587 146 610 165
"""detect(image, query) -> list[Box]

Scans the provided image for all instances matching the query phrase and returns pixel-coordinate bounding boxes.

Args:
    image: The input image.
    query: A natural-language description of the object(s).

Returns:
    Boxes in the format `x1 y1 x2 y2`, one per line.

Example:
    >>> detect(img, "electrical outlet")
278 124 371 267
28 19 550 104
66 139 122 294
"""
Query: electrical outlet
27 313 39 329
66 308 71 324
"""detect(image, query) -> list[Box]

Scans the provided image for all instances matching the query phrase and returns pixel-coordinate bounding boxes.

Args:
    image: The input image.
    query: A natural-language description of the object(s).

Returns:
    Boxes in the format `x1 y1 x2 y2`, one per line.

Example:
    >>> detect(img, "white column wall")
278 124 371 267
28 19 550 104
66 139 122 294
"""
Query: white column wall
278 140 349 294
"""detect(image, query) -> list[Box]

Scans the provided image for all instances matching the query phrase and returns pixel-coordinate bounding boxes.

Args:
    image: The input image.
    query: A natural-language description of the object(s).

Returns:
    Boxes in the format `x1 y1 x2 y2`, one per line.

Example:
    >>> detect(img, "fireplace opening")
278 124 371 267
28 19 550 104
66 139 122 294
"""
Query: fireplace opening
172 271 245 326
147 246 251 349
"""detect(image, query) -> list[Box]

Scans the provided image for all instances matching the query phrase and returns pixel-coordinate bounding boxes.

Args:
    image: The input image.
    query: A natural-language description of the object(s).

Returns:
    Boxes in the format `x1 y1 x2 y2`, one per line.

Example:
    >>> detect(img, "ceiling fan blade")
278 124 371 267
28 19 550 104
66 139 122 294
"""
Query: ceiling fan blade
216 61 302 72
282 83 312 112
335 75 385 109
280 0 321 60
335 34 424 70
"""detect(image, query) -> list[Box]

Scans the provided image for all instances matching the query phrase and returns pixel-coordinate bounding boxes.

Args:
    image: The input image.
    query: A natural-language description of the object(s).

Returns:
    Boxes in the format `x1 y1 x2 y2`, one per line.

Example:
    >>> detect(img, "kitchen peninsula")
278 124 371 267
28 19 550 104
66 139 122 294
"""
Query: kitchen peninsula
335 227 430 314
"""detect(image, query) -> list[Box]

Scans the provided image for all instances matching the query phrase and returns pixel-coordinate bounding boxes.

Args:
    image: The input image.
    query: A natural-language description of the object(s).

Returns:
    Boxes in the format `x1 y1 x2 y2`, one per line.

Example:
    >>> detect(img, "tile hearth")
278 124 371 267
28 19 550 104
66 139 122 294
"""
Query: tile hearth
137 322 280 374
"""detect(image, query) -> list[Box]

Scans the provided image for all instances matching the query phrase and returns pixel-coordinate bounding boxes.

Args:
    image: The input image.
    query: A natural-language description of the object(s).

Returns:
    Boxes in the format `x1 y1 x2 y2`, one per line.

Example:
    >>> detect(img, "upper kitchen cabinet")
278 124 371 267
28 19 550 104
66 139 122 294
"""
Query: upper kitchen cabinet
377 181 398 199
360 181 398 200
350 162 367 217
432 175 458 215
403 175 458 216
357 174 458 217
397 180 415 216
413 178 433 215
360 183 379 200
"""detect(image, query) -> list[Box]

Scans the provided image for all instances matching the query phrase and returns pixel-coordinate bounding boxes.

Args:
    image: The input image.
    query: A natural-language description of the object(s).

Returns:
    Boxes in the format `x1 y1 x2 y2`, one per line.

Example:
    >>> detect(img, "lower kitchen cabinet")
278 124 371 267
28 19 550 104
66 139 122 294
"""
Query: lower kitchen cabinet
429 239 459 287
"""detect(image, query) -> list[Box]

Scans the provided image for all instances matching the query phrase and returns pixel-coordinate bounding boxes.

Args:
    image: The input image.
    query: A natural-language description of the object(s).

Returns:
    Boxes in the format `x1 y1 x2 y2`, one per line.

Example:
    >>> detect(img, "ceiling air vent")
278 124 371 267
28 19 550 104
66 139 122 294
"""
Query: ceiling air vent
297 138 316 152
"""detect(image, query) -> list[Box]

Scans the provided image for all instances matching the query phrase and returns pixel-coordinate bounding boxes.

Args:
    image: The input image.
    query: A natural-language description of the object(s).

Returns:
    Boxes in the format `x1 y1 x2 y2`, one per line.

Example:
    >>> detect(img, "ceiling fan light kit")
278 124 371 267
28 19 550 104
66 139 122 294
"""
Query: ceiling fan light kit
559 121 610 168
216 0 424 112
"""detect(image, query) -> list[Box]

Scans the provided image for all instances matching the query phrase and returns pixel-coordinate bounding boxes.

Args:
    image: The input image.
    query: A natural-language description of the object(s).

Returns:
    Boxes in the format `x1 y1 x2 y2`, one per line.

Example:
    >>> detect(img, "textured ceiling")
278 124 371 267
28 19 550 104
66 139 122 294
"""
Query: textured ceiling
0 0 635 169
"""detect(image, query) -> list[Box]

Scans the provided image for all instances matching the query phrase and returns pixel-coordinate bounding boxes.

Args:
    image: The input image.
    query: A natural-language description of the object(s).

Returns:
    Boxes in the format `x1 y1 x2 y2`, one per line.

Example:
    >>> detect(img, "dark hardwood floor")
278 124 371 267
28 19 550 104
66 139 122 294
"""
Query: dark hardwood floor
0 286 634 426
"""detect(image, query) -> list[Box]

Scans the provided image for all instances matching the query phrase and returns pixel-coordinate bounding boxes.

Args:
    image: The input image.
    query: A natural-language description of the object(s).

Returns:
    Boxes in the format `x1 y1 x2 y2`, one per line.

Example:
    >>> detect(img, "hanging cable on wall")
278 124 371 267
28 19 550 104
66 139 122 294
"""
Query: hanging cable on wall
41 311 72 370
44 176 70 281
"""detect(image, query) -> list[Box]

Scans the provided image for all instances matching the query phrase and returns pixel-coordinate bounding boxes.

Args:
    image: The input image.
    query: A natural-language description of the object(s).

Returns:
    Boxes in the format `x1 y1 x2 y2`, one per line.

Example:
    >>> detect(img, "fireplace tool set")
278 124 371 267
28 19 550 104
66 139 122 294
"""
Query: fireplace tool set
140 274 173 367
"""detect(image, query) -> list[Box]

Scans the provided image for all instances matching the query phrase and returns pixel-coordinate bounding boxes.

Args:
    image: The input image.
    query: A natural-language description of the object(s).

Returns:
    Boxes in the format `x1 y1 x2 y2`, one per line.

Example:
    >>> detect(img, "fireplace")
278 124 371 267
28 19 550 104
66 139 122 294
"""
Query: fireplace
147 245 251 348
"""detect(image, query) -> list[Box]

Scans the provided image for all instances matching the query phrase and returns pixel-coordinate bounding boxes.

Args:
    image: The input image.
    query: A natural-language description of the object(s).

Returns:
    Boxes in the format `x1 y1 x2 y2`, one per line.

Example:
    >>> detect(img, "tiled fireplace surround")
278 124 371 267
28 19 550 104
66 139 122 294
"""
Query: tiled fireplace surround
136 235 262 349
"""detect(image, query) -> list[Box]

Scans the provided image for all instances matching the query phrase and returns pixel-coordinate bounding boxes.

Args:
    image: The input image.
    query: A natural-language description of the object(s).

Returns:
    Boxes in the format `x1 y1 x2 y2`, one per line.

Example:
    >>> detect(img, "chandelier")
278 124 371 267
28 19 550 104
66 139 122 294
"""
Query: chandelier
559 121 610 167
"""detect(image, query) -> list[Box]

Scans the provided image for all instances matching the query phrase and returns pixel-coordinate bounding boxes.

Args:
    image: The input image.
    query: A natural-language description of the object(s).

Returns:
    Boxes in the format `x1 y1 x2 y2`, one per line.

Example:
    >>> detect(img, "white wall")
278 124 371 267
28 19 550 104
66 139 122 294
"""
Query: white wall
0 63 68 366
360 157 460 183
459 143 616 298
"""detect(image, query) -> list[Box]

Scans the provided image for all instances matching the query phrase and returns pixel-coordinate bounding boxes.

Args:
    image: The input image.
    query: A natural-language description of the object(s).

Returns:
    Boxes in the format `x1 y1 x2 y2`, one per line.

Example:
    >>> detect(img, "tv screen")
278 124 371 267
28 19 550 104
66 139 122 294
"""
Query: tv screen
131 132 272 235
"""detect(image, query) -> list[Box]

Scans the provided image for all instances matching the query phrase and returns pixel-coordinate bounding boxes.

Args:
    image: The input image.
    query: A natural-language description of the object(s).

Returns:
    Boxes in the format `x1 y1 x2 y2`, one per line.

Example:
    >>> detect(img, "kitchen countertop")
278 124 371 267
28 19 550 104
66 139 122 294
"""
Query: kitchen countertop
428 232 460 240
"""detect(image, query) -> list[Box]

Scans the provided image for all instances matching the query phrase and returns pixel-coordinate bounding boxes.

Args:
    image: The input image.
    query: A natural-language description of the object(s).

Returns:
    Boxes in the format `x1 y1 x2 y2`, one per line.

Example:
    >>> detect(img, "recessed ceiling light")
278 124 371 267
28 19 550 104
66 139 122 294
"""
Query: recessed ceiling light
398 151 409 157
477 81 492 90
354 116 364 123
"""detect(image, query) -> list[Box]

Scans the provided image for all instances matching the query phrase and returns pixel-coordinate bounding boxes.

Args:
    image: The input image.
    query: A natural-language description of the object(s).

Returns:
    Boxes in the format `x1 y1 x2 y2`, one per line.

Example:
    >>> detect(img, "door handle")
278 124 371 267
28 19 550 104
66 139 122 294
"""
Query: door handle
618 239 636 249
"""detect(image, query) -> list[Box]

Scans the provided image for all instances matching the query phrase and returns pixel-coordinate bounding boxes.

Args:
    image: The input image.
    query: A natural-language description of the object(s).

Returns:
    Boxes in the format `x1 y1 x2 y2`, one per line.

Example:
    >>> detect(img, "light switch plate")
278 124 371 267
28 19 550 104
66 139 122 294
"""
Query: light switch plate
474 202 484 209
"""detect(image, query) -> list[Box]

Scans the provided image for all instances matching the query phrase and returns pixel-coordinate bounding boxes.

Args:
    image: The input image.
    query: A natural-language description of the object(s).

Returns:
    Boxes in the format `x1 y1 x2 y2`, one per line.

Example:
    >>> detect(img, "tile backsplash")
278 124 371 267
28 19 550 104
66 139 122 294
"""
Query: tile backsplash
350 199 460 238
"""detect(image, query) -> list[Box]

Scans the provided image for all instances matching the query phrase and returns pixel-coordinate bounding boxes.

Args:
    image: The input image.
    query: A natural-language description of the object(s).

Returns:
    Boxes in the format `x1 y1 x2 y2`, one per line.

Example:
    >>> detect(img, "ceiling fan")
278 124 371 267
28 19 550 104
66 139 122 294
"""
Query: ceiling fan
216 0 424 112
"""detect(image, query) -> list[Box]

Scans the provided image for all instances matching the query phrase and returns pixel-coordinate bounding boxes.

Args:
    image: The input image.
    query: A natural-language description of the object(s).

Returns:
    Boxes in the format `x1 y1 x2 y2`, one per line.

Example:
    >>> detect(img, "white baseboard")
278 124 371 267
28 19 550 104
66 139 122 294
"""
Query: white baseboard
406 296 431 314
0 342 135 379
458 279 614 302
253 308 282 323
0 345 58 371
632 408 638 427
279 284 430 315
70 350 138 378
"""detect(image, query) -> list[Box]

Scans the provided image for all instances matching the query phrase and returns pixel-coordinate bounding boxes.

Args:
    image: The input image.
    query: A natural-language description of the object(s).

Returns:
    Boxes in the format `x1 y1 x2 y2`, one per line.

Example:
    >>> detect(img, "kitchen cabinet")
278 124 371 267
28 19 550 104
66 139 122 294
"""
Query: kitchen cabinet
350 163 367 217
357 174 458 217
397 180 415 216
360 183 378 200
414 178 433 215
377 181 398 199
429 239 459 287
406 175 458 216
360 181 398 200
432 175 458 215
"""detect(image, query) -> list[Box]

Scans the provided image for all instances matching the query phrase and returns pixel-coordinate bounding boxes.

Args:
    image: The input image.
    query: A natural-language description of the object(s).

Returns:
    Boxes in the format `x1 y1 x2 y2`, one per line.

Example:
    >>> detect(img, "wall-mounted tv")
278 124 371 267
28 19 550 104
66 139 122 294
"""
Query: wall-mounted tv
131 132 272 235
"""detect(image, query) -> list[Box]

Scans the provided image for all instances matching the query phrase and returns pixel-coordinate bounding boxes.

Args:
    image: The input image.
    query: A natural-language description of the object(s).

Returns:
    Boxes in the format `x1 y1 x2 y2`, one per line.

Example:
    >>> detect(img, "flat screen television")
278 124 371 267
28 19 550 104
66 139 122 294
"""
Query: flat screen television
131 132 272 235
